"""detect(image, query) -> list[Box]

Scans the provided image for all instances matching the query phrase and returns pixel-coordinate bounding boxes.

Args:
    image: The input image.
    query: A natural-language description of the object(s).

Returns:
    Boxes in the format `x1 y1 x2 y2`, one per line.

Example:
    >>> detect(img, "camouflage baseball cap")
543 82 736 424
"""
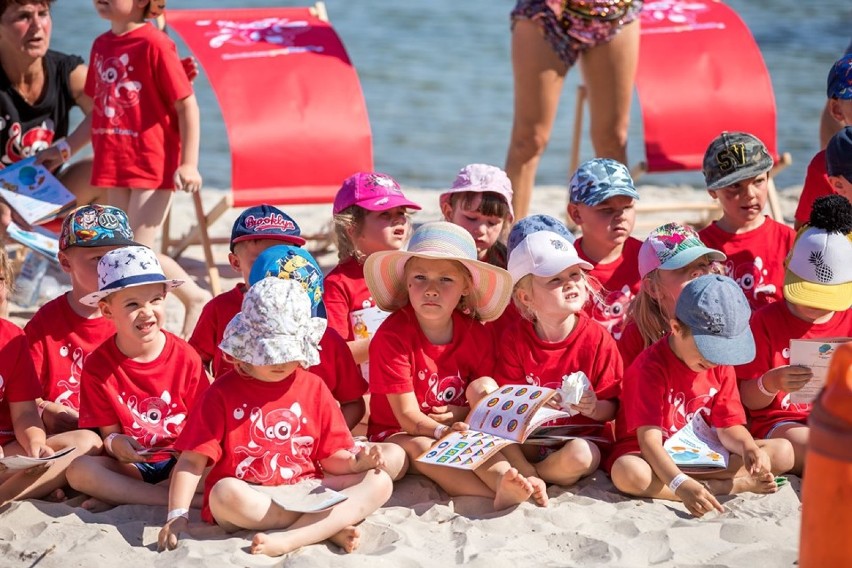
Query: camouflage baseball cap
702 131 773 190
568 158 639 206
59 204 138 251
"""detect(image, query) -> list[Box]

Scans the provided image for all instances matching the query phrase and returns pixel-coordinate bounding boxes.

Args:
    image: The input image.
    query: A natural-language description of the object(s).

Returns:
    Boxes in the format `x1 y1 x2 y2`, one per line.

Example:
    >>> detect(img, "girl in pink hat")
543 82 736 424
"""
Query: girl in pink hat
364 221 548 510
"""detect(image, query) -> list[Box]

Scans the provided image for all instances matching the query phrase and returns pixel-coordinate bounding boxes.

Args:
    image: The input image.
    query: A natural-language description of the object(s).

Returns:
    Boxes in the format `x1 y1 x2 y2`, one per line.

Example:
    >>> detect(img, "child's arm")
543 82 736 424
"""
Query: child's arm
571 390 617 422
637 426 724 517
739 365 813 410
100 425 146 463
717 424 772 478
339 398 366 431
387 392 468 439
9 401 51 458
36 399 79 434
320 445 390 476
157 450 207 551
173 94 202 193
347 338 370 365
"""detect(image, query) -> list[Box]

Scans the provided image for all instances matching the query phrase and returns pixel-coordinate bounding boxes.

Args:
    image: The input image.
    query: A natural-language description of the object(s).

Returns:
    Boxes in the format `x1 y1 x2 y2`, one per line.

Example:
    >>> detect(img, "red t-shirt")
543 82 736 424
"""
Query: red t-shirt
0 320 43 445
794 150 834 225
699 217 795 311
735 302 852 439
575 236 642 340
86 24 192 189
494 315 621 437
188 284 367 403
25 294 115 411
606 335 747 471
175 368 355 523
324 257 374 342
367 304 495 440
484 300 522 341
78 332 209 459
616 319 647 371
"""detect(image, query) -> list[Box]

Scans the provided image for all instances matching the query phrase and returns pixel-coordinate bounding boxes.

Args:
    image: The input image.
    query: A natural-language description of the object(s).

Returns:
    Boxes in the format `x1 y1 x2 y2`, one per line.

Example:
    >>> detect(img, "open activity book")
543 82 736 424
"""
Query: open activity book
664 412 729 473
0 157 75 226
417 384 606 470
0 446 75 471
789 337 852 404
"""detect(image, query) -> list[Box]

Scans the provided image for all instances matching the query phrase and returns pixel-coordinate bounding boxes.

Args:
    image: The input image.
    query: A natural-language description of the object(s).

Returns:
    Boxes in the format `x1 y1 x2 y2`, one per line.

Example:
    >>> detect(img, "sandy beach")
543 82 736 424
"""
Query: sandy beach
1 182 806 567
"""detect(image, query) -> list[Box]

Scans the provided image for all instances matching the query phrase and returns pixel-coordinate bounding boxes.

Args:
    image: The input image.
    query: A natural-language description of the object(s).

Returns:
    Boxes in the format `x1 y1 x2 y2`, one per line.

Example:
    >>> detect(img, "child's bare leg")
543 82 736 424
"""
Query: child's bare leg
209 470 392 557
119 188 212 338
0 430 101 506
610 454 679 500
393 434 495 498
532 438 600 486
366 442 409 481
769 423 808 476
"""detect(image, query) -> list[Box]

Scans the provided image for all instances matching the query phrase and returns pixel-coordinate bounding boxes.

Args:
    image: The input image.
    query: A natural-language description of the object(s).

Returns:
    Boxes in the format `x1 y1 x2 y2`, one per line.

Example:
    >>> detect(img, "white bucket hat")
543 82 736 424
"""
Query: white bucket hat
80 246 183 306
219 278 326 368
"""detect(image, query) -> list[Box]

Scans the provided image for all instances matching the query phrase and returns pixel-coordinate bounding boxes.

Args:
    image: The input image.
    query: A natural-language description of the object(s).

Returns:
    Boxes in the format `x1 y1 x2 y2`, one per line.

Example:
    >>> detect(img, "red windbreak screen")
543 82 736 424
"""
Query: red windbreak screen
167 7 373 205
635 1 779 172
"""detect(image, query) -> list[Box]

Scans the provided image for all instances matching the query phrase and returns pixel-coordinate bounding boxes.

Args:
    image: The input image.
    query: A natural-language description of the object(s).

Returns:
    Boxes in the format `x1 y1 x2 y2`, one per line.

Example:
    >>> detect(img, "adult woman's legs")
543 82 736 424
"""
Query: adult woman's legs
579 18 640 165
505 18 569 220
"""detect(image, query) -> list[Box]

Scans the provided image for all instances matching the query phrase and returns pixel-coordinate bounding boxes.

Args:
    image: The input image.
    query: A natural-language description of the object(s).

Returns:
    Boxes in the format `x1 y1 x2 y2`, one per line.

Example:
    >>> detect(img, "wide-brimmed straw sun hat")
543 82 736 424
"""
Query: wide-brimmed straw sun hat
80 246 183 307
219 278 326 368
364 221 512 322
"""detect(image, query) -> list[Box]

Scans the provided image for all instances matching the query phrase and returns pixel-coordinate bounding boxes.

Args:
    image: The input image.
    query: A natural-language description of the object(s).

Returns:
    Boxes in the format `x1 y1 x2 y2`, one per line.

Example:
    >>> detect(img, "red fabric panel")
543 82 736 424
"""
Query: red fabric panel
636 1 780 172
166 8 372 205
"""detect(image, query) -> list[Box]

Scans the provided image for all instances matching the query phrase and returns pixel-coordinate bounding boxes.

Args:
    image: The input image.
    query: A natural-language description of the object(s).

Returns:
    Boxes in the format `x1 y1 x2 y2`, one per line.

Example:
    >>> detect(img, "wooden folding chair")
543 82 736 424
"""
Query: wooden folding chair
570 0 790 229
162 3 373 294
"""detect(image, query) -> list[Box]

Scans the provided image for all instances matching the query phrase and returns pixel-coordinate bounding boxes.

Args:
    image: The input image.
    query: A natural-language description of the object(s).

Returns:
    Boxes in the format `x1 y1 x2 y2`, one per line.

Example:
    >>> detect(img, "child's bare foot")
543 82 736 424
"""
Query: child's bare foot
45 488 67 502
705 471 778 496
493 467 534 510
80 496 114 513
181 291 211 339
528 476 549 507
328 526 361 553
251 532 296 557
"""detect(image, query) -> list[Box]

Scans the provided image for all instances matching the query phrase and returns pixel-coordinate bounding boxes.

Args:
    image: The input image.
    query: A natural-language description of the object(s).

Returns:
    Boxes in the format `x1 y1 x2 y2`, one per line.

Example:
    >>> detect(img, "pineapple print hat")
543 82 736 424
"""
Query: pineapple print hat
783 195 852 312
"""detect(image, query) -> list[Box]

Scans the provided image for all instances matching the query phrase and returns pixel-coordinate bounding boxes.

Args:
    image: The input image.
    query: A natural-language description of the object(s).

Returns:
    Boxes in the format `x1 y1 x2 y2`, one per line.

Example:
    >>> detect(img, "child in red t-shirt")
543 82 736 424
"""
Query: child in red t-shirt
609 275 793 518
618 223 726 369
68 246 209 511
25 205 137 433
364 221 548 510
0 317 101 506
795 55 852 229
735 195 852 475
699 132 796 311
567 158 642 339
42 1 209 338
469 224 622 487
160 278 398 557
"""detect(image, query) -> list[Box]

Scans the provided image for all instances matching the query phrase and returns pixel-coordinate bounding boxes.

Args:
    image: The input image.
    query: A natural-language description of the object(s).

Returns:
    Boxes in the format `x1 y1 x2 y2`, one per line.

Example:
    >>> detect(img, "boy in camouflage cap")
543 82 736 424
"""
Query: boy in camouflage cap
699 132 796 311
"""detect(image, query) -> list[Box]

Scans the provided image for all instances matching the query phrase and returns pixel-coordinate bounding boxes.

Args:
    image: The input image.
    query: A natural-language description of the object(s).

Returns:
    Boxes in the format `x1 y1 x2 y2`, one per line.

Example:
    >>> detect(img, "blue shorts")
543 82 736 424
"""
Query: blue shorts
134 456 177 484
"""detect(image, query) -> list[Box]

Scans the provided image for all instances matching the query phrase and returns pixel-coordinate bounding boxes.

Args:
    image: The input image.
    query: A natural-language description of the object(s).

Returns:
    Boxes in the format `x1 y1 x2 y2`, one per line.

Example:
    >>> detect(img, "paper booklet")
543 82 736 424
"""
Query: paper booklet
789 338 852 404
251 479 348 513
350 305 391 381
0 446 76 471
417 385 605 470
0 157 75 226
664 412 729 472
5 221 60 262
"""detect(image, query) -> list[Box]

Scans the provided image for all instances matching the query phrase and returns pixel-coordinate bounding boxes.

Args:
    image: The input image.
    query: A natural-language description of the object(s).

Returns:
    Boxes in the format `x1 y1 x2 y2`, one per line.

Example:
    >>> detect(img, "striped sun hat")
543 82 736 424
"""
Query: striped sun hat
364 222 512 322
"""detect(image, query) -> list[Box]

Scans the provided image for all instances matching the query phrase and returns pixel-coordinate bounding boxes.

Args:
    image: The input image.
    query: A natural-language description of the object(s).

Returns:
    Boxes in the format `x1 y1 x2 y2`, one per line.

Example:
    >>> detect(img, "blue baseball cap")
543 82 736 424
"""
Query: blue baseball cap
230 205 306 251
507 214 576 254
569 158 639 207
675 275 755 366
827 54 852 100
249 244 325 317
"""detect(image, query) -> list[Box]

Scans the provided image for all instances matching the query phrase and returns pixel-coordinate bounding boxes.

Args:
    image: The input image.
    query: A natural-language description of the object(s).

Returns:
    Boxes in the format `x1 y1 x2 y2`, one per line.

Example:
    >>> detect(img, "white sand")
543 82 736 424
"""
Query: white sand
1 183 805 567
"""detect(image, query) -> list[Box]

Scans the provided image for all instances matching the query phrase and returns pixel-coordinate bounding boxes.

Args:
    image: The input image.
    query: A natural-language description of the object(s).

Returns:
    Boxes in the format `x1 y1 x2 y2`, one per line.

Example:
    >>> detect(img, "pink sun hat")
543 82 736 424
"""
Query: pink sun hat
332 172 421 215
364 221 512 322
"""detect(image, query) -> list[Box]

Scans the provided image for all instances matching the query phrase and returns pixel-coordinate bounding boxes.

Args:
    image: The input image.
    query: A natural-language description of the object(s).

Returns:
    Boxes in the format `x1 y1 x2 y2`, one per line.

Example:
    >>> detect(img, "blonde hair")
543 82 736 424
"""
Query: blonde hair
0 247 14 295
402 257 482 321
511 269 602 322
332 205 368 261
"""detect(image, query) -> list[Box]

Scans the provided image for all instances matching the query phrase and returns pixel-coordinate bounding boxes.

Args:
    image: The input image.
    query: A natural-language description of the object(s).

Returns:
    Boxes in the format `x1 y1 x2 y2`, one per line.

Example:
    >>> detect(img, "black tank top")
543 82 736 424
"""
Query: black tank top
0 50 84 168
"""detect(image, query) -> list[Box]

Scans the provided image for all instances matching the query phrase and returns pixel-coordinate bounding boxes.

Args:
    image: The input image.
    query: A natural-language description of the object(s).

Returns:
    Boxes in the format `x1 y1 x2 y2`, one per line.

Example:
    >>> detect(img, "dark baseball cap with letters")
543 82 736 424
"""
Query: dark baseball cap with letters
702 131 774 191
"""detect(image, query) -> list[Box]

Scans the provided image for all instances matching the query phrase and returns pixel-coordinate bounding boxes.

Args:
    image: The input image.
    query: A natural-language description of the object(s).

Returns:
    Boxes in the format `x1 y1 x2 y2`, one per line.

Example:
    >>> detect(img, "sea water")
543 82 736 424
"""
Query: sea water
49 0 851 191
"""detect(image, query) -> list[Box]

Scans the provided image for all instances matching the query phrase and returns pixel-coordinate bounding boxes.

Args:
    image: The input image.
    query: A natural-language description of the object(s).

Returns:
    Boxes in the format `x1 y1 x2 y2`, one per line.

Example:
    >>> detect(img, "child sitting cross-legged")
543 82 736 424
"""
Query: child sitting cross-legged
364 222 548 511
158 278 398 557
608 275 794 517
67 246 210 511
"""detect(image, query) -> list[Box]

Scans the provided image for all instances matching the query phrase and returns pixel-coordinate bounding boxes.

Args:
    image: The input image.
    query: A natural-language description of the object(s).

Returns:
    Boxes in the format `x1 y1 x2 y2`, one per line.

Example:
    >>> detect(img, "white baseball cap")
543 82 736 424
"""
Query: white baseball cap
507 230 593 286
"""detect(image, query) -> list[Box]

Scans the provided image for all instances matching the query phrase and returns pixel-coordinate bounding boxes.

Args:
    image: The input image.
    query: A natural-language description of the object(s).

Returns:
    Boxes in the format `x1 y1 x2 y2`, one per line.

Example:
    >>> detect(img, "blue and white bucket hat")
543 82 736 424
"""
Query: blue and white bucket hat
80 246 183 306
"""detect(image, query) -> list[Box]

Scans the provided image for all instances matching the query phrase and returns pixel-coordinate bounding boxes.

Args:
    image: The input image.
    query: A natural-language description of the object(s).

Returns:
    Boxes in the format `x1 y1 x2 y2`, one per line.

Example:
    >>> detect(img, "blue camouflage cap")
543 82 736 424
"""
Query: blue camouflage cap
507 214 575 254
569 158 639 207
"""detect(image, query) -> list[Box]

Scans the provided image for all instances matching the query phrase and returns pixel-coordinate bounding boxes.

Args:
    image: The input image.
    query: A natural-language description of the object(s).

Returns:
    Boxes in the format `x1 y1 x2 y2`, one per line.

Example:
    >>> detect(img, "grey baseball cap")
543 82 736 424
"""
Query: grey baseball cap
702 131 773 190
